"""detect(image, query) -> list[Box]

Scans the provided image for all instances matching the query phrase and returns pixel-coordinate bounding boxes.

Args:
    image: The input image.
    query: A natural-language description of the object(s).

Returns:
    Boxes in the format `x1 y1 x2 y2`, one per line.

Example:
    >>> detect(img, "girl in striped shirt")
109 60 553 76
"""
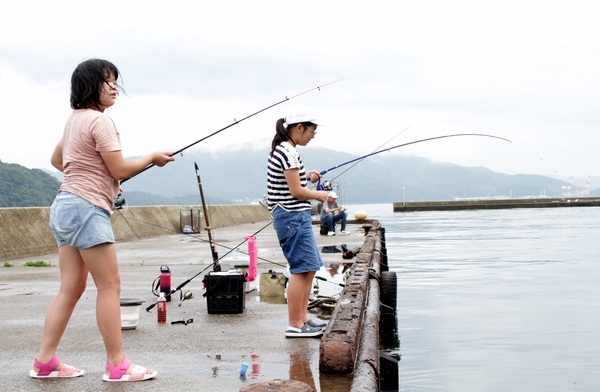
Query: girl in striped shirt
267 105 329 337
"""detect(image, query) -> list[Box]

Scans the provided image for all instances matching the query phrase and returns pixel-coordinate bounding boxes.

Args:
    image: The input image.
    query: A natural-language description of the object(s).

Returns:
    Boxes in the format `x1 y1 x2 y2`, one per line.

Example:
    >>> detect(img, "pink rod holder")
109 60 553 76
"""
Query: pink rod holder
245 235 257 282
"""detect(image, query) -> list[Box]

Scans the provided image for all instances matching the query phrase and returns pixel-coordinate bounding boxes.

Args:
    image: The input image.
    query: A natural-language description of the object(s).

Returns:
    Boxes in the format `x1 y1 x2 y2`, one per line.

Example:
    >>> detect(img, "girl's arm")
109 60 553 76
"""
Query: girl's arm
284 168 328 202
50 141 64 172
100 150 174 181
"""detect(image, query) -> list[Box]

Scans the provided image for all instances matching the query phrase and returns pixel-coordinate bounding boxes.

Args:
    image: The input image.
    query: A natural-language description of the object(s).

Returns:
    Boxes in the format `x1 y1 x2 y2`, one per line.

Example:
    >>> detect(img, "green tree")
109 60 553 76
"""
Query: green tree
0 160 61 207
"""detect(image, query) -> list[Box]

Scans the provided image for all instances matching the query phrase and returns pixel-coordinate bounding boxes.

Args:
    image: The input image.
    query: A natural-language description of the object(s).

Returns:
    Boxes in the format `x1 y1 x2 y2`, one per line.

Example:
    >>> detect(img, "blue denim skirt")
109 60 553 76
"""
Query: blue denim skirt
49 191 115 249
272 207 323 274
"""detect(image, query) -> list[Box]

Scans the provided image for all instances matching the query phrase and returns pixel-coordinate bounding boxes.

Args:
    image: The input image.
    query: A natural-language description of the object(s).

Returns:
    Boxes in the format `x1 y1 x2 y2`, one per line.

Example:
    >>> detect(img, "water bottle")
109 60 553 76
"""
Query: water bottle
157 292 167 323
160 265 171 302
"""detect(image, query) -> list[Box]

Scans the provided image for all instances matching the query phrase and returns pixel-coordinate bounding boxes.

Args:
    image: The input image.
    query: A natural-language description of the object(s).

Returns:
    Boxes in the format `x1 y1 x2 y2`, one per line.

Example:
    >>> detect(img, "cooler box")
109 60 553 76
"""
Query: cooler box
202 271 246 314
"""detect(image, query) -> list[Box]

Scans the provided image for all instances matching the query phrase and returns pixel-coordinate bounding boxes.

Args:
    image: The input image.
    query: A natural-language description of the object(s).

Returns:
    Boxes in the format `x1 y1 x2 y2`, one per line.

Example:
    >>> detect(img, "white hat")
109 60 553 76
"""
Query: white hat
285 105 319 126
328 191 338 199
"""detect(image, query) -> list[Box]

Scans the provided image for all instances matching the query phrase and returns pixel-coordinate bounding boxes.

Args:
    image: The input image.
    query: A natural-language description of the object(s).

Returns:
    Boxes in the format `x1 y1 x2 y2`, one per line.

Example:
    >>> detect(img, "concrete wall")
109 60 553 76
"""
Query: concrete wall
0 205 272 260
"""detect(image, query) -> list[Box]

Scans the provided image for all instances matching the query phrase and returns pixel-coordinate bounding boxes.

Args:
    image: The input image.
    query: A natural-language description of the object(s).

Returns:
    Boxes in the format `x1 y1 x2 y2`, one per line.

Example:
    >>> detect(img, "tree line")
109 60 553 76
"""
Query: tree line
0 160 60 207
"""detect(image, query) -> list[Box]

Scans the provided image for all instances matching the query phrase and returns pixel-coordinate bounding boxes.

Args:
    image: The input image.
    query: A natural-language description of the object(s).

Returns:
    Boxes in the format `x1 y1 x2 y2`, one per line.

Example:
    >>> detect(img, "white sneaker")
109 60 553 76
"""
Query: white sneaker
327 231 335 236
339 230 351 235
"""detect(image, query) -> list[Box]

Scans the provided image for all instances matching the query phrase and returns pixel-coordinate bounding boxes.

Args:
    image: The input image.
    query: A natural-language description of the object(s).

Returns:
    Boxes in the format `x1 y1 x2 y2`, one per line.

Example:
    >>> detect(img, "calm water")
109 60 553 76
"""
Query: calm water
348 203 600 392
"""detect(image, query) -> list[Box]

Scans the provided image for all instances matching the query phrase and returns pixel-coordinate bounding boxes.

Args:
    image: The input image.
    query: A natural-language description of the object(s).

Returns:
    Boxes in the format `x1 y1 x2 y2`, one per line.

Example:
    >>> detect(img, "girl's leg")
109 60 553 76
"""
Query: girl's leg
287 271 316 328
80 243 154 377
34 245 88 372
301 271 316 324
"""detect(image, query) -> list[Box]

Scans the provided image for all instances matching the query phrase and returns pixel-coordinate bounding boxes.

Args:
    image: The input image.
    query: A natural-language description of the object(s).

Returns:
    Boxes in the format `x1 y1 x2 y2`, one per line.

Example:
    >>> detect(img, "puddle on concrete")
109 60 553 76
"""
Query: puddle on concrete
190 352 352 392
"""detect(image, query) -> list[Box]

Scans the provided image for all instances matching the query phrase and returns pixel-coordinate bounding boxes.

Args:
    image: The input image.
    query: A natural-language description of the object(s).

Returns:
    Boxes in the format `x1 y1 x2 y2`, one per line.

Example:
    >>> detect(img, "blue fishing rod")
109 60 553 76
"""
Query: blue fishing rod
120 79 342 184
316 133 512 190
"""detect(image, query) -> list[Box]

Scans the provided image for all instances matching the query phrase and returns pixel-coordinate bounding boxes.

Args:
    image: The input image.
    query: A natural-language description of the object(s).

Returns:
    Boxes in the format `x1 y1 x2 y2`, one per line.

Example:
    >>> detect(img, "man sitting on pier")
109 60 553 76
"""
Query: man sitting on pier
320 191 351 236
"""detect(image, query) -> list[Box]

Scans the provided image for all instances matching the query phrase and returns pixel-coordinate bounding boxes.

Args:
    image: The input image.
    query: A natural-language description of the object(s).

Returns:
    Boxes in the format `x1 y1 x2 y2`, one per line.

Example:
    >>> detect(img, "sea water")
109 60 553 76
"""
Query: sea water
346 203 600 392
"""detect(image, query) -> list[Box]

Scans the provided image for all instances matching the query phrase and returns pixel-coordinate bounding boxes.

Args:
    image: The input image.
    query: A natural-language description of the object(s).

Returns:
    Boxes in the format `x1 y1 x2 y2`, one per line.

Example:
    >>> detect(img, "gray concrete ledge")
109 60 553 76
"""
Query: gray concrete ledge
1 205 272 260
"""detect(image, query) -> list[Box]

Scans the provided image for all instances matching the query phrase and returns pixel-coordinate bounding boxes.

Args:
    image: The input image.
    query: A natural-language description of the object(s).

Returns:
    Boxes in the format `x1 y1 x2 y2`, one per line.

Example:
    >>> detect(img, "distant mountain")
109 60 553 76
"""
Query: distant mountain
0 160 60 207
2 147 595 208
106 145 586 205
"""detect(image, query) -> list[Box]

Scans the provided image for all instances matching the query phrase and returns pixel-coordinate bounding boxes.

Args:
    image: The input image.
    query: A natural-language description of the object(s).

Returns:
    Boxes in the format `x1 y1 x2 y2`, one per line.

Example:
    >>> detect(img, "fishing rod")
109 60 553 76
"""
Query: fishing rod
121 80 342 184
194 161 220 272
316 133 512 190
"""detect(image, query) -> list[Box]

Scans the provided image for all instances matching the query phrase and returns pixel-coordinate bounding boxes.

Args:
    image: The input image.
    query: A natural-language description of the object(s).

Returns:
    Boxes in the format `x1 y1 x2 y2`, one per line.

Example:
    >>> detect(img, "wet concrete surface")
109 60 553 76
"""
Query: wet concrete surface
1 220 365 391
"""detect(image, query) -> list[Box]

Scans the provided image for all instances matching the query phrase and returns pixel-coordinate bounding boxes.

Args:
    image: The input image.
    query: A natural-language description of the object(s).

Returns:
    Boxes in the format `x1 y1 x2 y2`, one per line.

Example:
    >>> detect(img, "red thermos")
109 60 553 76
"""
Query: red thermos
160 265 171 302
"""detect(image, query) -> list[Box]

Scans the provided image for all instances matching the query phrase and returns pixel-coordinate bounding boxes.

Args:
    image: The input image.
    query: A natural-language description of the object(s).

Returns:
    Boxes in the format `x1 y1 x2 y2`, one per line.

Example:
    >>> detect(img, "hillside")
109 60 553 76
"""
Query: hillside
2 147 593 208
0 160 61 207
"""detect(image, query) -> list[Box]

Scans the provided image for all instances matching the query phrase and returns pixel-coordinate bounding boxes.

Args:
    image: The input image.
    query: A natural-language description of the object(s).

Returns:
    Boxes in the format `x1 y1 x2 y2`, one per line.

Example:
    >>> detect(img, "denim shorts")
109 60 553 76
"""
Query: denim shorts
49 191 115 249
272 207 323 274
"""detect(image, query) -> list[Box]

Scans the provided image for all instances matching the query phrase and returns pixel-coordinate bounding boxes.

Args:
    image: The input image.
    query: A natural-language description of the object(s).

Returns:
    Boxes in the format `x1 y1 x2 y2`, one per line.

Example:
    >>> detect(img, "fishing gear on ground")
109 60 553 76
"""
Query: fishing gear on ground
315 133 512 190
146 220 272 312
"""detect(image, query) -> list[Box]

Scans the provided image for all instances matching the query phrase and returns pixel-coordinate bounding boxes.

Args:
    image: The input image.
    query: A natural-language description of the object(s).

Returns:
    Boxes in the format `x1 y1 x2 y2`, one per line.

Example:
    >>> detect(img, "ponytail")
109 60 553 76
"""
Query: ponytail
270 118 290 156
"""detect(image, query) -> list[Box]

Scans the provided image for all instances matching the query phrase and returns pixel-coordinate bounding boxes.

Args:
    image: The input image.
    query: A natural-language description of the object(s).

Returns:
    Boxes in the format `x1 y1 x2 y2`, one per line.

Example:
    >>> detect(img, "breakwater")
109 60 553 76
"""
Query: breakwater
394 196 600 212
0 205 272 260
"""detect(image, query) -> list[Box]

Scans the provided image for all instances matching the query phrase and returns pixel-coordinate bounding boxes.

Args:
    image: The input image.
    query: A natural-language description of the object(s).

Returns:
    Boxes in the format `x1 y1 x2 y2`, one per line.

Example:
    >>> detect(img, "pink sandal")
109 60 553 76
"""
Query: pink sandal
29 355 84 378
102 357 157 382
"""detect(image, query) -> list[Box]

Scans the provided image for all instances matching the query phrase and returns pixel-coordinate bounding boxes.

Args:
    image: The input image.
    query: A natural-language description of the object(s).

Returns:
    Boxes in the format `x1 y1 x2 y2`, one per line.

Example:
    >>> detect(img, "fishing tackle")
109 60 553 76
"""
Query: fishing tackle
113 193 126 209
171 318 194 326
120 80 342 184
178 290 194 307
316 133 512 190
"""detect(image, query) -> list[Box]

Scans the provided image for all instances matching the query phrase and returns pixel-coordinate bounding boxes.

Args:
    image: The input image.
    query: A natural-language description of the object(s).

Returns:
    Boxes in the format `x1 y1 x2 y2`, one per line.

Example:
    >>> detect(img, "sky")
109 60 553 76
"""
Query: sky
1 1 599 184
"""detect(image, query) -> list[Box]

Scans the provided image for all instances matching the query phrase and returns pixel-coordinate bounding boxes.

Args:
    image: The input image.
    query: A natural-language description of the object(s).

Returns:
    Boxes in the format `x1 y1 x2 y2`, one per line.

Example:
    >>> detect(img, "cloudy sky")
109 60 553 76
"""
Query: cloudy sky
1 1 598 183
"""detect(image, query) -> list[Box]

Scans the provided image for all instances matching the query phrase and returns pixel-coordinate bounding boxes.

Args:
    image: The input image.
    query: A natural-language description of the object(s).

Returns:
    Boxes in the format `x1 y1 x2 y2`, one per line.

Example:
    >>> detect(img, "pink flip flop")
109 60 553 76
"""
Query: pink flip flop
29 355 84 378
102 357 157 382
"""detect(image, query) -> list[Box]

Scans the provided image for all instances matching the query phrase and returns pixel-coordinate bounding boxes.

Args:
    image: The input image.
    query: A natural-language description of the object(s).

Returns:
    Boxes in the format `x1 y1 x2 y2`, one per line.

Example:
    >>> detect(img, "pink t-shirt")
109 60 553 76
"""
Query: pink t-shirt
59 109 121 212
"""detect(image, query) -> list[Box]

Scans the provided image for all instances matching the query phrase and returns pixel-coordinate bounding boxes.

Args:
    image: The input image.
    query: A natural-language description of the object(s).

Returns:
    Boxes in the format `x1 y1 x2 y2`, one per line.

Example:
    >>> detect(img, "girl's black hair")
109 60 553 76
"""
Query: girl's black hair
70 59 122 110
270 119 316 156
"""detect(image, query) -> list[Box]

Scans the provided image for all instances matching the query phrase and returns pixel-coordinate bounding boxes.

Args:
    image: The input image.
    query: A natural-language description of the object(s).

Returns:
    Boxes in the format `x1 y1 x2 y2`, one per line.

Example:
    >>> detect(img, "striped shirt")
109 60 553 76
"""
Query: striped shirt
267 142 311 212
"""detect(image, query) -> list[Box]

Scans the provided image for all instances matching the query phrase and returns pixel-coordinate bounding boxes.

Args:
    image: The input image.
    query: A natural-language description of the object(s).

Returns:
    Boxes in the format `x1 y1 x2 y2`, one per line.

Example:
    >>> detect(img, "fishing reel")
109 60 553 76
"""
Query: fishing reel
113 193 126 210
317 180 332 191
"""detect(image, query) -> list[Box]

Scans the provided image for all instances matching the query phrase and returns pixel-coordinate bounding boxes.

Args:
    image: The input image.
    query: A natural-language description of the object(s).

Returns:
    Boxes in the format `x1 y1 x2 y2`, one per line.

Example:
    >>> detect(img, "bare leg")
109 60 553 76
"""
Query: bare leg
34 245 87 372
287 271 316 328
302 271 316 324
79 243 154 377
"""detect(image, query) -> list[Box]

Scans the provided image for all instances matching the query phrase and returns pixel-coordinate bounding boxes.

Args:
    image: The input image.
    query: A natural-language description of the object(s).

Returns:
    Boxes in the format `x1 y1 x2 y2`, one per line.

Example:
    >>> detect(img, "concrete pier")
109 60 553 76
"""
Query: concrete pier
394 196 600 212
0 206 394 391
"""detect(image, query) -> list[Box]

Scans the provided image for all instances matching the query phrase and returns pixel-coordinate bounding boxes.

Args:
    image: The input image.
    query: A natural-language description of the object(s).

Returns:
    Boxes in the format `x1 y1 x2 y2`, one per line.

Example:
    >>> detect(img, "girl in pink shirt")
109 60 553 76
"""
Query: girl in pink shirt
30 59 174 382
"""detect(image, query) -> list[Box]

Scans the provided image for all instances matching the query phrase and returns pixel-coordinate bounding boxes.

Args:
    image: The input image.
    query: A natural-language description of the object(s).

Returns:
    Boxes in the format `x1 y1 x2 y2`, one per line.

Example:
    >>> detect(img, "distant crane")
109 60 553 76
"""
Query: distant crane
561 177 573 197
577 175 591 196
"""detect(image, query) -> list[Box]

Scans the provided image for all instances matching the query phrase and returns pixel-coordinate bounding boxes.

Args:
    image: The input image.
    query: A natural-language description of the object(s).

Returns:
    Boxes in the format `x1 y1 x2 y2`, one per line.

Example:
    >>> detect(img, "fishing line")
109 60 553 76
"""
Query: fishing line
326 125 414 185
316 133 512 189
118 214 285 267
509 140 558 174
121 79 342 184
